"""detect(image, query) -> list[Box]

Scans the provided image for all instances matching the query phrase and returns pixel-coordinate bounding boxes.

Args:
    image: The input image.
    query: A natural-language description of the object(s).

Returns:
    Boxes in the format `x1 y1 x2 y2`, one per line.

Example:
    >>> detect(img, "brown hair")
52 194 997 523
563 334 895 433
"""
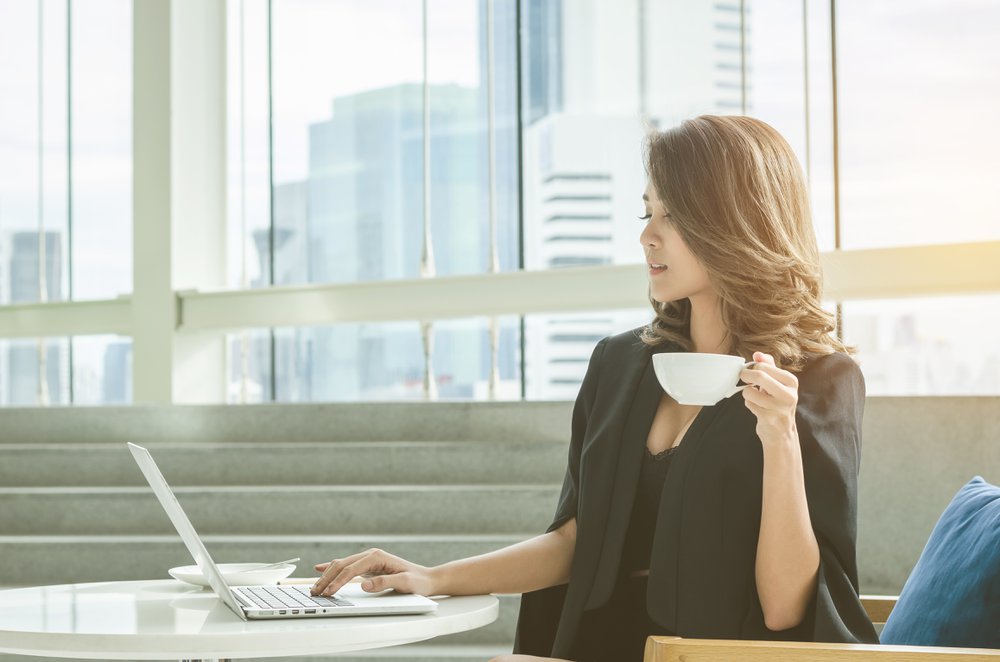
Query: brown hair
640 115 851 373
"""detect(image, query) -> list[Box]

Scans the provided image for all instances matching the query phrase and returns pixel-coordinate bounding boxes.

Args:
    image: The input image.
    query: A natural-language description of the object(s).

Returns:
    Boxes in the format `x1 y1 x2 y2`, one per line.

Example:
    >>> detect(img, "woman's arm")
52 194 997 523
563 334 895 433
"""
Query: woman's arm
435 517 577 595
740 351 821 631
755 426 820 630
310 518 577 597
313 337 608 600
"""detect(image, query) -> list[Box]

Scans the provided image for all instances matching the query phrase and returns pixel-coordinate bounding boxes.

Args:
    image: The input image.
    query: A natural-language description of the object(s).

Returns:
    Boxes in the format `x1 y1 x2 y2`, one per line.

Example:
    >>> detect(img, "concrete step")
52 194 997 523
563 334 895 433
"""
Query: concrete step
0 402 571 445
0 485 559 535
0 441 568 487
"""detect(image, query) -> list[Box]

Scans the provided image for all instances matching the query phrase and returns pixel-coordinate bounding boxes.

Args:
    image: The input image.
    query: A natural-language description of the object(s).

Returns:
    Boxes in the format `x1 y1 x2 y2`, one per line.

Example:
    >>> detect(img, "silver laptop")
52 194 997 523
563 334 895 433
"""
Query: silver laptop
127 442 438 620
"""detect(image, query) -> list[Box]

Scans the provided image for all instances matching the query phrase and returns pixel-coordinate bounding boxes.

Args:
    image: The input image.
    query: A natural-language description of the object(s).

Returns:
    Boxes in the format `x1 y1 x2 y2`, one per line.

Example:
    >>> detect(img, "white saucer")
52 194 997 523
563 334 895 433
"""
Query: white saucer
168 563 296 588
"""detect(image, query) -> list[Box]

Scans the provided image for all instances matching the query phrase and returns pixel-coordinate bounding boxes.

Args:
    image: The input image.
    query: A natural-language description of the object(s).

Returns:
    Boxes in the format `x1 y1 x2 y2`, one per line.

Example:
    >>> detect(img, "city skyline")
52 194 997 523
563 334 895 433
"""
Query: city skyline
2 0 1000 405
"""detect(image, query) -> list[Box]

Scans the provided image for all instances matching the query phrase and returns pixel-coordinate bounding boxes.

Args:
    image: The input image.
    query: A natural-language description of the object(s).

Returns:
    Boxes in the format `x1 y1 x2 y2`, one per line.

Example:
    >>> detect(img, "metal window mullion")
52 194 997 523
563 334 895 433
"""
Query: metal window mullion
67 0 75 404
739 0 747 115
830 0 843 340
486 0 500 400
420 0 437 401
36 1 51 406
237 0 251 404
515 0 526 401
638 0 647 120
267 0 277 401
802 0 811 188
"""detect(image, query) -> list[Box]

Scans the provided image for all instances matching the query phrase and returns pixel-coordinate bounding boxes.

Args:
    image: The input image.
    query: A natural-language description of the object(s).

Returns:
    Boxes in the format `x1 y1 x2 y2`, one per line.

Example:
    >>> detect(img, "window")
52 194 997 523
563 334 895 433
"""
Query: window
4 0 996 405
0 0 132 406
837 1 1000 249
843 295 1000 395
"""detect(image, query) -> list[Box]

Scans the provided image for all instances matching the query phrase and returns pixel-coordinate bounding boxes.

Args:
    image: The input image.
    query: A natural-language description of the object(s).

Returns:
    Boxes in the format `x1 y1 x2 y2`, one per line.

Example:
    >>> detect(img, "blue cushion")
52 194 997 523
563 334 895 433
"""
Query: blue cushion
880 476 1000 648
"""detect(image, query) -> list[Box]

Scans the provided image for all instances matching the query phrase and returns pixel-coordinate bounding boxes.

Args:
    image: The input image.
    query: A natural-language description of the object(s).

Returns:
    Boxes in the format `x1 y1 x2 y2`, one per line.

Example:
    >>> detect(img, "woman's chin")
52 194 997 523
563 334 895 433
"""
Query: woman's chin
649 289 681 304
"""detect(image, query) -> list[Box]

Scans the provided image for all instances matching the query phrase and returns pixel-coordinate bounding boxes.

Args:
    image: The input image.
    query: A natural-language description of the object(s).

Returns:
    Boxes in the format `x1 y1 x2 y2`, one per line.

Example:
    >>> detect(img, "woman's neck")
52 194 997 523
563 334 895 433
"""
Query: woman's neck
688 293 730 355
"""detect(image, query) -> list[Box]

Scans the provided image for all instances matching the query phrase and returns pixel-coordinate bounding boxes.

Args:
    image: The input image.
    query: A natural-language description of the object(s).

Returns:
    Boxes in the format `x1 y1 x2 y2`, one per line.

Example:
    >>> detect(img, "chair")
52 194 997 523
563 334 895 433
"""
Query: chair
643 593 1000 660
644 476 1000 662
645 475 1000 660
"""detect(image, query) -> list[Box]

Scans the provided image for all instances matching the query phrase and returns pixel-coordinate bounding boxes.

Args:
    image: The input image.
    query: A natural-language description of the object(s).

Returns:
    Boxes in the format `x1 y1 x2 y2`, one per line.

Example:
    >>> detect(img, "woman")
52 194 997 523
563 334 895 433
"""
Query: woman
309 115 879 661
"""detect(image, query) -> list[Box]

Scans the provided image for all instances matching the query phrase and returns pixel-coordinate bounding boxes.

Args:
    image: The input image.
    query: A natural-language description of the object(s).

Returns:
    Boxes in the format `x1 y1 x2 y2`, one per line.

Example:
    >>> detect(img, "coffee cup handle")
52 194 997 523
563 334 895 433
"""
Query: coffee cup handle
726 360 758 397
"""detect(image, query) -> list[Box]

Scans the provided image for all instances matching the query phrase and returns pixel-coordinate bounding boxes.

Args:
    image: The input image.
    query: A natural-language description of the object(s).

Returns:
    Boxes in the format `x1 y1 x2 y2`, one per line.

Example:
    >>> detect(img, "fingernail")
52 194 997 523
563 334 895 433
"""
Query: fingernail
362 581 373 590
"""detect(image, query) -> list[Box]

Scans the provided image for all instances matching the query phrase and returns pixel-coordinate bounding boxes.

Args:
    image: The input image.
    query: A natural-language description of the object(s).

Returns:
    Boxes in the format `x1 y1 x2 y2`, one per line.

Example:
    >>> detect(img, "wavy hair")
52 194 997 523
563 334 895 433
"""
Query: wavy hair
640 115 852 373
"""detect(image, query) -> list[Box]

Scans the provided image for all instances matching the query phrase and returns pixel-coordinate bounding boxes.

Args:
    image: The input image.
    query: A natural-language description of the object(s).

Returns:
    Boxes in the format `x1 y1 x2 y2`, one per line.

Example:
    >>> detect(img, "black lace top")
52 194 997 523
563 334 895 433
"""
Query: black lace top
618 445 679 576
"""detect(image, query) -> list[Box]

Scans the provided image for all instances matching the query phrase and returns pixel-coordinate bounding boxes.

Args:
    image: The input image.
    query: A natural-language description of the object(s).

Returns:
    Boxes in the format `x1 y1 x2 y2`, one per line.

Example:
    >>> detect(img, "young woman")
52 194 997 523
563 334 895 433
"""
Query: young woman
309 115 879 661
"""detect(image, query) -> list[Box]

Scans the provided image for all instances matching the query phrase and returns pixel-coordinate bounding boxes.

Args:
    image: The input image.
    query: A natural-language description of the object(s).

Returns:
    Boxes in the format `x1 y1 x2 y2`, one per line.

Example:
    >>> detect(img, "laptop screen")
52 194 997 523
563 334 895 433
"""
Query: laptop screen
127 442 245 619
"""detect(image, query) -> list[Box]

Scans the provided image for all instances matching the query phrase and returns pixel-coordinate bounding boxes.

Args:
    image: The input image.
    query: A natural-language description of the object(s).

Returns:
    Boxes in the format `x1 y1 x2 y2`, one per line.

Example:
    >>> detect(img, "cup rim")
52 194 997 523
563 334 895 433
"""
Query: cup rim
652 351 744 361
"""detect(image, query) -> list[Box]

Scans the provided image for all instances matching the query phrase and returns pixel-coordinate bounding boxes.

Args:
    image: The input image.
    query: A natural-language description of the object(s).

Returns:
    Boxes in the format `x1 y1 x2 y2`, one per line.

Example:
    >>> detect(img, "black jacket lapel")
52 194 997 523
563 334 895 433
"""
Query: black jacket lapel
584 355 662 609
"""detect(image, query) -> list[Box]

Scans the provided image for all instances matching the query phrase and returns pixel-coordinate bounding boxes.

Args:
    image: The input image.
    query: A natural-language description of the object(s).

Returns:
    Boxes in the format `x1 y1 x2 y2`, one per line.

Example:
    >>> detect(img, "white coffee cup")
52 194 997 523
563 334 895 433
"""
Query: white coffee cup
651 352 756 406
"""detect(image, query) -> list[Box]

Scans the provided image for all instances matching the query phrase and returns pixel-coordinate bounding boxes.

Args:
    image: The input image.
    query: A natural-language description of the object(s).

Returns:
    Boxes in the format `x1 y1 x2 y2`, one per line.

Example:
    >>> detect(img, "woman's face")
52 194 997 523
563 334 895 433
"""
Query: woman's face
639 182 714 304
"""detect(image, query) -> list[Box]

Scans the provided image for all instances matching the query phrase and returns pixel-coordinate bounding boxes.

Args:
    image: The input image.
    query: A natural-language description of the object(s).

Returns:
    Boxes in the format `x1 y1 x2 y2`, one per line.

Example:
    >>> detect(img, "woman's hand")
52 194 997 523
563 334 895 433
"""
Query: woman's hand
311 548 438 597
740 351 799 448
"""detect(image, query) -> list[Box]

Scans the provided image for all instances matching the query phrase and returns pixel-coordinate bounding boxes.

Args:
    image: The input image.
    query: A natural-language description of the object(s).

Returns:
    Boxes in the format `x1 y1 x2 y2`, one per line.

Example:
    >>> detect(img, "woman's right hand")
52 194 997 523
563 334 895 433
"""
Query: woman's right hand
310 548 438 597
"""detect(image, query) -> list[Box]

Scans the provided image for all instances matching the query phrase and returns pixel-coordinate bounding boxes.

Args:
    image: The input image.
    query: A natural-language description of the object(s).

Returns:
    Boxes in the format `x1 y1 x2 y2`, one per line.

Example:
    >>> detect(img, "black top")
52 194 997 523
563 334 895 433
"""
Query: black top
512 327 879 660
619 446 678 576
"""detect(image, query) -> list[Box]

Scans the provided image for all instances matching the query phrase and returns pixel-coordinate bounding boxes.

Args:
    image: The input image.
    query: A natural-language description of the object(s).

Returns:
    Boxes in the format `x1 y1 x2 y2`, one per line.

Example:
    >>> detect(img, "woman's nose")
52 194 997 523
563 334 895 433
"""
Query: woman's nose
639 223 658 249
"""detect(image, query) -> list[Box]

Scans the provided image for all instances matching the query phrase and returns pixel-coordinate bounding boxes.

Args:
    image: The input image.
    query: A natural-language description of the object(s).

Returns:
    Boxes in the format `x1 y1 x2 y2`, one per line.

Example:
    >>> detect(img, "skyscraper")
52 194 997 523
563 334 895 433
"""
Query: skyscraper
522 0 753 398
3 230 65 405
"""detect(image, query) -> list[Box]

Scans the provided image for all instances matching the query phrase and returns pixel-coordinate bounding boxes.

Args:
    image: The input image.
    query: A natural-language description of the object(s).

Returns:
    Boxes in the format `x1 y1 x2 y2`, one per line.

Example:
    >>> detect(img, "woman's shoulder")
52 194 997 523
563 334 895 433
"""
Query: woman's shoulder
797 350 865 397
595 324 668 361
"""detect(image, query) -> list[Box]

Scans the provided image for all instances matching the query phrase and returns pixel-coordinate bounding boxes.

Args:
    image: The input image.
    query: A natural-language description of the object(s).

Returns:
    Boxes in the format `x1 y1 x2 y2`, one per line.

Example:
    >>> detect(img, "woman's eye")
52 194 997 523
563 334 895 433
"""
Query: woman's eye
638 214 652 221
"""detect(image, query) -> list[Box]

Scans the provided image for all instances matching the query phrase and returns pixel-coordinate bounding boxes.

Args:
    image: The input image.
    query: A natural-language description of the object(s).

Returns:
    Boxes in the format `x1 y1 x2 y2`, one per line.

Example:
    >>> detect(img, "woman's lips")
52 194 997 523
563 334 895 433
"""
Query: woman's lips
648 263 668 276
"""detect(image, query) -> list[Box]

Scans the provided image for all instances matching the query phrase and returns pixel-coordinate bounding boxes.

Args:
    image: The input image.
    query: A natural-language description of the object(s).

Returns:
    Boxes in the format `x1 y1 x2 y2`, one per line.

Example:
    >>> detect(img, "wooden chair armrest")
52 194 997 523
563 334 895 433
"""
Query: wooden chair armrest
644 637 1000 662
861 594 899 625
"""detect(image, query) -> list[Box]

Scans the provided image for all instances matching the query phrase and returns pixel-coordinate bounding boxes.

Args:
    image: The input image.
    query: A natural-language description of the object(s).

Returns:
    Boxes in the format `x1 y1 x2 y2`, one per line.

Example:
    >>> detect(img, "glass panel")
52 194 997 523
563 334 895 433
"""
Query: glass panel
0 0 70 305
837 1 1000 249
69 0 132 299
226 329 273 403
803 0 836 252
522 1 816 270
524 308 651 400
0 337 70 406
226 0 271 289
521 0 644 270
71 335 132 404
258 0 519 287
747 0 833 251
262 316 519 402
842 295 1000 395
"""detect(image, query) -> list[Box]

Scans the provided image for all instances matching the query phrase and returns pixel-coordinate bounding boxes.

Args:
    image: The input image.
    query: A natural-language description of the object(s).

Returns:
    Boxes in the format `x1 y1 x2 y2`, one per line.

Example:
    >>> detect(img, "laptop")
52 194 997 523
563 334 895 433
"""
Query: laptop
127 442 438 620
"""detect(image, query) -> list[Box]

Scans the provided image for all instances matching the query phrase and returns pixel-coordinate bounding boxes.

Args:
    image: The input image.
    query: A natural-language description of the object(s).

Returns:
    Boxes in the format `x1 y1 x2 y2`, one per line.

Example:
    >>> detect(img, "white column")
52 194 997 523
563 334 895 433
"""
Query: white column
132 0 228 404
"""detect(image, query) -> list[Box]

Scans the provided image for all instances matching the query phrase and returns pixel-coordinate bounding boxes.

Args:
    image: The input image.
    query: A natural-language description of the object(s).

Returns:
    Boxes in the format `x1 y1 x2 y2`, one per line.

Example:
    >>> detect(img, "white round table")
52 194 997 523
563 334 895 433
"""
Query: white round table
0 580 499 660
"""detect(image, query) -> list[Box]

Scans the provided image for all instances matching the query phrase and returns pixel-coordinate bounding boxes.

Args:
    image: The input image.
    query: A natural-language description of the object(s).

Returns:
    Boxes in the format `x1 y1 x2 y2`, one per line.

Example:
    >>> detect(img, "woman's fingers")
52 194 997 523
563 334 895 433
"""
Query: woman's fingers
313 548 413 597
740 367 794 402
311 550 370 595
742 381 782 410
748 353 799 388
319 559 373 596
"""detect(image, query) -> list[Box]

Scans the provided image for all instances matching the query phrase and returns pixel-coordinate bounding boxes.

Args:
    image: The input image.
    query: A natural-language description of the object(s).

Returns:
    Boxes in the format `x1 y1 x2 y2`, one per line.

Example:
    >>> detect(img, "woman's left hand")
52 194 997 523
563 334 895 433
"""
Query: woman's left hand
741 351 799 447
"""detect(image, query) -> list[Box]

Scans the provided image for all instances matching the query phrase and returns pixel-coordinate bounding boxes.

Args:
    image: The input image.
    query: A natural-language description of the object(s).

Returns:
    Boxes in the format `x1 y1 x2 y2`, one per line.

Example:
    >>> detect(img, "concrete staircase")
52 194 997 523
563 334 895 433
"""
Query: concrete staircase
0 402 573 662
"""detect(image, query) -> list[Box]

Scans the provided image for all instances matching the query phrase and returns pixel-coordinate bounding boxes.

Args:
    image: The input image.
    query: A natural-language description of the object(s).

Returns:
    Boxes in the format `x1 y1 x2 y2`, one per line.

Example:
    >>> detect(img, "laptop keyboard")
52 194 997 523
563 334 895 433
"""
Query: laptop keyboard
243 585 355 611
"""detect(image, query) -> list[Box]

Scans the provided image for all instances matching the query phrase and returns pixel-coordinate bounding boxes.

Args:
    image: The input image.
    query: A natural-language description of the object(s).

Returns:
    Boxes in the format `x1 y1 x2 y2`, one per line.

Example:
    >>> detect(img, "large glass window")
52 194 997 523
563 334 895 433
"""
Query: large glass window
3 0 984 405
69 0 132 300
0 0 132 406
226 0 522 402
843 295 1000 395
837 1 1000 249
223 0 846 401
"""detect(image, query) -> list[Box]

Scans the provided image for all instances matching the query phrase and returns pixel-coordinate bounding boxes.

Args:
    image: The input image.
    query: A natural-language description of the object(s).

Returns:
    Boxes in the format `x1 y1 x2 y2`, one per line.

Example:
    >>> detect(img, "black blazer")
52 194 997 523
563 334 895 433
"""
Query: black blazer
513 328 879 659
